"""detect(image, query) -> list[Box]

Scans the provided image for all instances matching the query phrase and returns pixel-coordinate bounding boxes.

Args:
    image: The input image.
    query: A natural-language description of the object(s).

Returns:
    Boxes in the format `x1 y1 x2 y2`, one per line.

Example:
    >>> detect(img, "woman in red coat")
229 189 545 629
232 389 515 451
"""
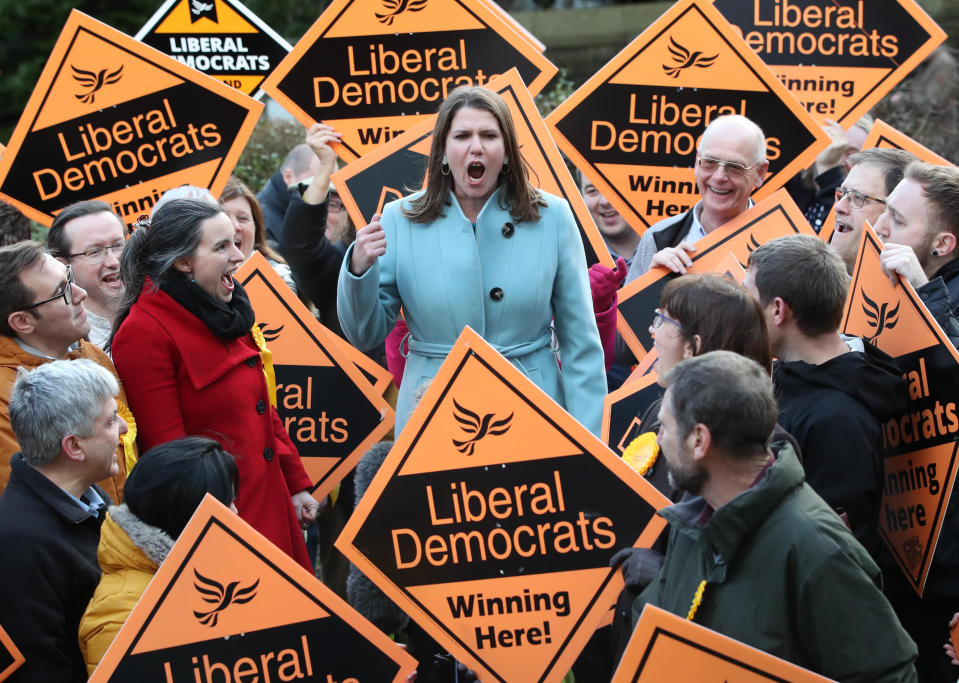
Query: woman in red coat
111 199 318 571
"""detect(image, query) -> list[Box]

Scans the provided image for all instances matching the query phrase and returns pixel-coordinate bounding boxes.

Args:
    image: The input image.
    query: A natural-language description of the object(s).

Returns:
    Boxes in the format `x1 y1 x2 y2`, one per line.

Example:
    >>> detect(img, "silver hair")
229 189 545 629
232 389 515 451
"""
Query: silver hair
151 185 218 218
10 359 118 467
700 115 767 165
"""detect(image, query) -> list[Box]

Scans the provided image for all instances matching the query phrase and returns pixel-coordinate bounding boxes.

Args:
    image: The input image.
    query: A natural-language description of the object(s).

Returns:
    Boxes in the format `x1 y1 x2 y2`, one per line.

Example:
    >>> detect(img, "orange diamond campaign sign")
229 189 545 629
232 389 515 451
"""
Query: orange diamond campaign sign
261 0 556 162
841 224 959 595
0 625 24 683
617 189 814 360
238 252 394 502
546 0 829 234
330 69 613 266
612 605 834 682
89 495 417 682
0 10 261 228
714 0 945 127
337 327 670 682
135 0 292 99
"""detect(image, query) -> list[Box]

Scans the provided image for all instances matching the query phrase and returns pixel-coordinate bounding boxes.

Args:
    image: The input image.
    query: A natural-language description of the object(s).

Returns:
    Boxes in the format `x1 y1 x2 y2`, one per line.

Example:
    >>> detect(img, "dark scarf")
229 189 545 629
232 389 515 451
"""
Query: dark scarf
159 273 254 339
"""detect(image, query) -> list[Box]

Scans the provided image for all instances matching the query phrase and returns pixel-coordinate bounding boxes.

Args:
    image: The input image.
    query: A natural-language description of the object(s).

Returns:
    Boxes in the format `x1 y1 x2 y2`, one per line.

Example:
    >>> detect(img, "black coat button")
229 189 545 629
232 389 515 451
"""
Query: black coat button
256 399 266 414
246 357 258 367
502 222 514 238
263 447 274 461
490 287 504 301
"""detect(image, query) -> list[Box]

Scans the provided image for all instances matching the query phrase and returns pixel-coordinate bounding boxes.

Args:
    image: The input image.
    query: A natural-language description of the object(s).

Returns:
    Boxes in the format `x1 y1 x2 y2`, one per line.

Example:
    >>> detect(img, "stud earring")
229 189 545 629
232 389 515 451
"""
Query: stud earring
933 250 940 257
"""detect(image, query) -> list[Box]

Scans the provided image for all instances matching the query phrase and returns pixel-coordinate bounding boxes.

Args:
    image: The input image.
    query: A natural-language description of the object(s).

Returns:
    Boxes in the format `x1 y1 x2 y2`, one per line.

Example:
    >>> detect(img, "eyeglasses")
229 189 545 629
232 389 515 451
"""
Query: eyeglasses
835 187 887 209
651 308 682 330
23 265 76 310
328 197 345 213
67 241 125 263
697 156 761 177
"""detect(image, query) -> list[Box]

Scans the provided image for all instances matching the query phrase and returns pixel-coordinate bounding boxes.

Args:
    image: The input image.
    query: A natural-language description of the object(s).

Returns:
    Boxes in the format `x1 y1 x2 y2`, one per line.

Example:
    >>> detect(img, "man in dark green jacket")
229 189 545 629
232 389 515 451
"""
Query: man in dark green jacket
632 351 917 682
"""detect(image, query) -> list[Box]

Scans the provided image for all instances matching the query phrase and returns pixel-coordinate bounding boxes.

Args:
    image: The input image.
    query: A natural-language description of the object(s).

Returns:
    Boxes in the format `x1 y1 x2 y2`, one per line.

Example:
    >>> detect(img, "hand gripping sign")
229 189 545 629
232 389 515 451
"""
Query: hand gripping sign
612 605 835 682
238 252 394 502
336 327 671 682
261 0 556 162
0 10 262 229
819 119 953 244
136 0 292 99
330 69 613 267
88 495 417 682
713 0 945 127
617 189 815 361
546 0 830 235
841 223 959 595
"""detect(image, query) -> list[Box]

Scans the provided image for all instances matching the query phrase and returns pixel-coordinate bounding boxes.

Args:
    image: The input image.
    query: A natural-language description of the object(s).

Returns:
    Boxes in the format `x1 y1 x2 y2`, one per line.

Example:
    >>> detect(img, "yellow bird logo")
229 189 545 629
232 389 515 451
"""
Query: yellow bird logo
662 37 718 79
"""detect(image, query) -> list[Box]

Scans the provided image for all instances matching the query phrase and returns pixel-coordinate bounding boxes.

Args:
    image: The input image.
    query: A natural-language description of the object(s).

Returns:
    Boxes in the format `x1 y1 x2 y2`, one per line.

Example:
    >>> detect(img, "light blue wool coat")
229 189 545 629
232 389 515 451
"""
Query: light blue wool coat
337 188 606 436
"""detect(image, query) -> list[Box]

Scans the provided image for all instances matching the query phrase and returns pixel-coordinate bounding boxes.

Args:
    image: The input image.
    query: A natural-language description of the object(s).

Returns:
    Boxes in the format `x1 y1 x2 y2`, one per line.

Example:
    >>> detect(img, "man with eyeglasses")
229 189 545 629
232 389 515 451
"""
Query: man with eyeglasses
830 148 916 274
0 241 129 500
48 200 127 349
625 115 769 283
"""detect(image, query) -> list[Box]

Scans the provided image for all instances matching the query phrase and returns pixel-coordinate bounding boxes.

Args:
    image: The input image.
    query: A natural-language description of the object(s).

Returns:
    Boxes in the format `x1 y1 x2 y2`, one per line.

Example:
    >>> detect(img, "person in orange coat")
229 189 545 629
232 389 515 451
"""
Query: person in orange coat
111 199 318 571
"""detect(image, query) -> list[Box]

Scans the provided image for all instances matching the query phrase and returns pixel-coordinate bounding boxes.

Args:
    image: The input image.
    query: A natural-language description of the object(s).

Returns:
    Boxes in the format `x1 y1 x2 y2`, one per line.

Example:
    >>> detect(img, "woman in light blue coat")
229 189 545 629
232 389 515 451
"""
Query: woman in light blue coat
337 86 606 436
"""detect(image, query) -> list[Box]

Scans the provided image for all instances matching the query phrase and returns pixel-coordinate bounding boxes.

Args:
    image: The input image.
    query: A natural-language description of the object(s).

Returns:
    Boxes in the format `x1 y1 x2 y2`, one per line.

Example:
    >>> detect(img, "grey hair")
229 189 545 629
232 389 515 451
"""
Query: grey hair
700 114 767 165
150 185 218 218
283 144 316 177
10 359 118 466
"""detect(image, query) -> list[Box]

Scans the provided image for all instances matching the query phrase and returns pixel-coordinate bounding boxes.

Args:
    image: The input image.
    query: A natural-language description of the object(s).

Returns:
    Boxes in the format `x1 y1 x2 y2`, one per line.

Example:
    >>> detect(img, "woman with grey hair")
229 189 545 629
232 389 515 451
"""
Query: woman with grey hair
110 199 318 572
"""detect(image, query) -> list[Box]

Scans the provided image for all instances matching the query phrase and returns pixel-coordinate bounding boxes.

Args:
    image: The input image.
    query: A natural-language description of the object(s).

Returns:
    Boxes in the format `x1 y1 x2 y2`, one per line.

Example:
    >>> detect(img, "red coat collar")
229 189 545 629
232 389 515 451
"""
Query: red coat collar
132 283 258 390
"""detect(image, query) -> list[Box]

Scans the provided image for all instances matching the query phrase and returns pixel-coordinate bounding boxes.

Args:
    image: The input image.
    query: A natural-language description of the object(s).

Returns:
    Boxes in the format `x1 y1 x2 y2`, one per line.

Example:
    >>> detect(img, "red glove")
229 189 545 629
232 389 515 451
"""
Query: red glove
589 257 627 312
385 317 409 388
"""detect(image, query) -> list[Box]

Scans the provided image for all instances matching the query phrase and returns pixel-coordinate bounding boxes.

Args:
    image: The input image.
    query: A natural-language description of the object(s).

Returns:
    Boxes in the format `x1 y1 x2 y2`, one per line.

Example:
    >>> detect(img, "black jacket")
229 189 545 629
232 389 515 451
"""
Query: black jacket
773 343 908 559
0 455 108 682
918 256 959 346
277 192 347 336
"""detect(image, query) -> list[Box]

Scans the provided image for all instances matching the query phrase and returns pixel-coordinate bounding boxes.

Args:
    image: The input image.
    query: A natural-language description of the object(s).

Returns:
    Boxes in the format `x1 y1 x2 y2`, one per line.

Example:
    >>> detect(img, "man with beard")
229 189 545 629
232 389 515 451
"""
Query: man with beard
47 201 127 349
632 351 916 682
876 161 959 322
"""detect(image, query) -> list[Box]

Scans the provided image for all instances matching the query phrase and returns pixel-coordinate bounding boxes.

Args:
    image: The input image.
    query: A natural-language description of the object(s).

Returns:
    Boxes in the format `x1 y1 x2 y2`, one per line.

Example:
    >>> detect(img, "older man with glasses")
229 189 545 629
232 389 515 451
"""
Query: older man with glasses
0 240 131 499
829 148 917 275
47 200 128 349
625 115 769 283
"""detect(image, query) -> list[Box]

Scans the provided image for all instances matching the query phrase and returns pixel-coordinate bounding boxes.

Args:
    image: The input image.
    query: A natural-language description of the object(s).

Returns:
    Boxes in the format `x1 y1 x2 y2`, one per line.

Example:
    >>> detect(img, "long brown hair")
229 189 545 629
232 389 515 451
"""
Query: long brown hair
660 273 772 374
403 86 544 224
219 175 285 263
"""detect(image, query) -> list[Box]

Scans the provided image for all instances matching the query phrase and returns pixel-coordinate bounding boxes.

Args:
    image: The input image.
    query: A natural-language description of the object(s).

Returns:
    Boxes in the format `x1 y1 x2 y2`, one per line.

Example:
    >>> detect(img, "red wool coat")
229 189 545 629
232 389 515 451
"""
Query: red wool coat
112 284 312 571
